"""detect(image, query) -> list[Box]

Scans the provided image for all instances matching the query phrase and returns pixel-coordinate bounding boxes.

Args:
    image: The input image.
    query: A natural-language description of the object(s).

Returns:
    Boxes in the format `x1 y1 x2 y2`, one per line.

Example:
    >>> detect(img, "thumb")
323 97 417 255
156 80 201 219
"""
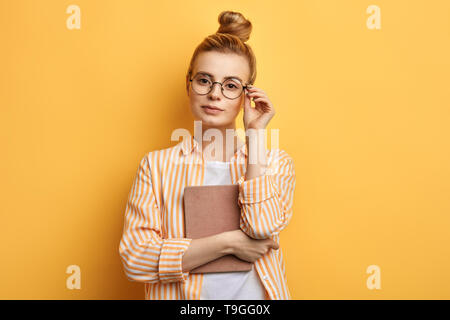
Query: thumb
243 89 252 111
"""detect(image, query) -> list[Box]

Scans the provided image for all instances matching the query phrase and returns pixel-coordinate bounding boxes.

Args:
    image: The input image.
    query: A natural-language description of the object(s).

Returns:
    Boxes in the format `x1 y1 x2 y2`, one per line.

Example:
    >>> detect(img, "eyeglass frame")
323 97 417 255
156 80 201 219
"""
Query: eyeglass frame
188 72 250 100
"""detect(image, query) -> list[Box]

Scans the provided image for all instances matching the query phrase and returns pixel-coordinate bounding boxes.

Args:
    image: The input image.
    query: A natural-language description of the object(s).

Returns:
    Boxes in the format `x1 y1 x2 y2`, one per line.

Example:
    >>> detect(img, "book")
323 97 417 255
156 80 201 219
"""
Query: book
183 184 253 273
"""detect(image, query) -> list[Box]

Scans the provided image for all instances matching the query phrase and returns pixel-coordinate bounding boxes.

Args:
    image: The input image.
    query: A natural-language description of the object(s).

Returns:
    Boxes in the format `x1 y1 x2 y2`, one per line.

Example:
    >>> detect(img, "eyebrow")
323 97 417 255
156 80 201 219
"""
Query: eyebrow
196 71 244 83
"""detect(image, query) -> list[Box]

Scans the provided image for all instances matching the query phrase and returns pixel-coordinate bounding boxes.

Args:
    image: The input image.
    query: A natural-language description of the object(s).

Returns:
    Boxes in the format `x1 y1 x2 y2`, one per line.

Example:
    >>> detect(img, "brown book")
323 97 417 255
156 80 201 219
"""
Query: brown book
183 184 253 273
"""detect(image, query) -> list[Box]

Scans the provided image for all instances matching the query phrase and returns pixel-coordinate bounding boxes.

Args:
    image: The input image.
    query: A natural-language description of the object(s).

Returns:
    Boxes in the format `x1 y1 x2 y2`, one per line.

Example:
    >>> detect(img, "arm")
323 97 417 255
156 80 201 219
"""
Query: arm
182 230 279 270
119 154 193 284
237 133 296 239
181 233 233 272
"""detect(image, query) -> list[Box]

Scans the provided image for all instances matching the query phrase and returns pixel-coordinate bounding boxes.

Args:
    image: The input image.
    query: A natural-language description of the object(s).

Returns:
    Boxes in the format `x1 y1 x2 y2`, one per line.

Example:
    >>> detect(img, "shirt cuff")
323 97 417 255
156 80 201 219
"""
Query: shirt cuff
237 173 276 204
158 238 192 283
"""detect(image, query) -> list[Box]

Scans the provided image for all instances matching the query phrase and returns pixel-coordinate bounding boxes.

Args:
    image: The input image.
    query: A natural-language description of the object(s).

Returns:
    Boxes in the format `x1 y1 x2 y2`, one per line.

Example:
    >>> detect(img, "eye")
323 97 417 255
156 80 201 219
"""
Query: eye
195 77 211 86
226 83 238 89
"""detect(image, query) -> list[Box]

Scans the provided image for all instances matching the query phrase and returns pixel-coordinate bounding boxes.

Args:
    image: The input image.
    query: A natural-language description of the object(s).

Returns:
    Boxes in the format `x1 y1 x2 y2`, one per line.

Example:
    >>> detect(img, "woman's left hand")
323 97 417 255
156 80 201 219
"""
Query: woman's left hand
243 85 276 130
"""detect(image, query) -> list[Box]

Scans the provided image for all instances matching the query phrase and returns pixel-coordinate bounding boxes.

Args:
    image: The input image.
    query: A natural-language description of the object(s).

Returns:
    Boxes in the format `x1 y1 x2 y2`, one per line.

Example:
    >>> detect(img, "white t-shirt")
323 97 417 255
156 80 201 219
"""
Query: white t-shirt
199 160 267 300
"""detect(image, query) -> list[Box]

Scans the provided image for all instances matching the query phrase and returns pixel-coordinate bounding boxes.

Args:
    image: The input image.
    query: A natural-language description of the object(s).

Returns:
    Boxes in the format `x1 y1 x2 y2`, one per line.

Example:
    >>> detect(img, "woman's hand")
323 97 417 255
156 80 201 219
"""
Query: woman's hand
223 229 279 263
243 85 276 130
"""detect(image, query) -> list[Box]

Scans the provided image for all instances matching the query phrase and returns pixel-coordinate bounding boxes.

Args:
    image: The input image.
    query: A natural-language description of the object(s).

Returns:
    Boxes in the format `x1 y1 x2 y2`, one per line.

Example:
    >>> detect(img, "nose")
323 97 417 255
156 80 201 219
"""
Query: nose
208 82 222 98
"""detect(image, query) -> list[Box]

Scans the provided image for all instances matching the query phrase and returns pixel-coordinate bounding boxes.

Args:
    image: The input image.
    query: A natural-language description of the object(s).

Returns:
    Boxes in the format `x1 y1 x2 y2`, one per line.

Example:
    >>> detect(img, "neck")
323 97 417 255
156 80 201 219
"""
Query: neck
195 122 245 162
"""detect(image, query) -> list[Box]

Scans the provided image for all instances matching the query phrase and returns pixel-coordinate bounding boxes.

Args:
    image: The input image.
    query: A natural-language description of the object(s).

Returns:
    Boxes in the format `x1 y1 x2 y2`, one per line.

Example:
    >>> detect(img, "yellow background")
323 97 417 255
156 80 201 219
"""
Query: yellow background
1 0 449 299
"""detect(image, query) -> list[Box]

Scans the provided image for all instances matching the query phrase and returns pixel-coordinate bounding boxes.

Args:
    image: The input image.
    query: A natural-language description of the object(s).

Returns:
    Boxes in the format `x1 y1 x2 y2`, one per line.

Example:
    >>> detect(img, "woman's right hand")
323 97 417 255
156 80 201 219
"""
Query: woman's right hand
222 229 279 263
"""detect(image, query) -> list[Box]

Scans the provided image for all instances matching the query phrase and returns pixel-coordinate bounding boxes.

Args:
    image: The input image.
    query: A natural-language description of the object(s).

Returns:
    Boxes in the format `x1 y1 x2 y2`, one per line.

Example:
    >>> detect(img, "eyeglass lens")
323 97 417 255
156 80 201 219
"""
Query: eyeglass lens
192 74 243 99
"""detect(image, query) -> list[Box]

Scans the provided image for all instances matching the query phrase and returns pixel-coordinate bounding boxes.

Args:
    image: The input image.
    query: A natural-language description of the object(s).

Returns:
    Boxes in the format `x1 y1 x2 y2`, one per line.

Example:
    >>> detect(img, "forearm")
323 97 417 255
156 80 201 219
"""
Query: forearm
245 128 268 180
181 232 233 273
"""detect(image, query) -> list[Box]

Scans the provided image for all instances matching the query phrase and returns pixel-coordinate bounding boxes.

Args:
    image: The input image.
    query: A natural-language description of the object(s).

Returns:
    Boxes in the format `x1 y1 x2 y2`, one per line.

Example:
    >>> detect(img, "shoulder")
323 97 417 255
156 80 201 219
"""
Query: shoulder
268 148 294 164
267 148 295 175
139 143 183 168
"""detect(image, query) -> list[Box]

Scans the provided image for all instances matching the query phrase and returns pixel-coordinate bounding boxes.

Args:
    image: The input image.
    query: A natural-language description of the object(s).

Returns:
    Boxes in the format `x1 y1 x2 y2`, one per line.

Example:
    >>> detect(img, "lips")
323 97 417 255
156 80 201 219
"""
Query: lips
202 105 223 111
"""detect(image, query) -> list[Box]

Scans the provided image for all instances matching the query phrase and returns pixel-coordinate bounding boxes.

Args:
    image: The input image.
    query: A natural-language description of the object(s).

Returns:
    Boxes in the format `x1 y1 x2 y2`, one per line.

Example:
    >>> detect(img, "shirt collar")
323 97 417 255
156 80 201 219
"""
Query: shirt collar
179 134 247 158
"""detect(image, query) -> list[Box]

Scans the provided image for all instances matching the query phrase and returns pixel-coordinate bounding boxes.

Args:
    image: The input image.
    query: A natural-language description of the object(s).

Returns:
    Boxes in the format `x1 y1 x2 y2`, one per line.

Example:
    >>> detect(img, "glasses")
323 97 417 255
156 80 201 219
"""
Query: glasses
189 72 249 100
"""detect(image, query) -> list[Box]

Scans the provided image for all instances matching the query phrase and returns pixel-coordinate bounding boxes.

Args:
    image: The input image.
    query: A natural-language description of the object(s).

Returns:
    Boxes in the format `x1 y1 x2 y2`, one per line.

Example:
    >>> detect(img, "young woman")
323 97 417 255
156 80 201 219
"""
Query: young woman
119 10 296 300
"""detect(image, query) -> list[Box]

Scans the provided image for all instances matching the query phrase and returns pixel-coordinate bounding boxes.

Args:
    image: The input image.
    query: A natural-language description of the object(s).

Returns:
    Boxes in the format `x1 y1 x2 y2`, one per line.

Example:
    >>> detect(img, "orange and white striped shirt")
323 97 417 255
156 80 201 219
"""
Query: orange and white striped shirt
118 134 296 299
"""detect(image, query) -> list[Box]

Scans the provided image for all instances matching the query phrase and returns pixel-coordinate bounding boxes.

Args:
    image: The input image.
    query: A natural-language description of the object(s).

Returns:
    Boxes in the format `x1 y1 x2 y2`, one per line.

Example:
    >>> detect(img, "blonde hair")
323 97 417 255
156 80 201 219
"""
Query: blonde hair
185 10 257 95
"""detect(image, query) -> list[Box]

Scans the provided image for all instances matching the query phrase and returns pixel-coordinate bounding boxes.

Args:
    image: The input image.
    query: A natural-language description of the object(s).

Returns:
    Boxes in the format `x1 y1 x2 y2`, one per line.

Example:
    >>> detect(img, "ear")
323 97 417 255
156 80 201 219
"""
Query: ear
186 74 190 96
240 89 247 107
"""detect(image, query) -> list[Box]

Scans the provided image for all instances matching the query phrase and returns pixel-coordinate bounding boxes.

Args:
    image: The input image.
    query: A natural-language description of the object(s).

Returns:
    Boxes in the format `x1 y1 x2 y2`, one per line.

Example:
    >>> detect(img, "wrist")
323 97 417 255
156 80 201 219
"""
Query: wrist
217 231 235 255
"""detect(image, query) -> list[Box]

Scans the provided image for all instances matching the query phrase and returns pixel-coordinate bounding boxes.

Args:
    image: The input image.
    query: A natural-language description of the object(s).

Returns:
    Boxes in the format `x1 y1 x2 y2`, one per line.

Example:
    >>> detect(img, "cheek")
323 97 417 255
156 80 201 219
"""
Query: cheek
229 101 242 116
188 91 200 107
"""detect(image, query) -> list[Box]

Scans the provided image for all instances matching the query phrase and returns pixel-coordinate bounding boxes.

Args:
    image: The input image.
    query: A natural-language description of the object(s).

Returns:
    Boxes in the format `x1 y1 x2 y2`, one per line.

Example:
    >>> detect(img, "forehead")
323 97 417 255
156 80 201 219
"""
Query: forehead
193 51 250 82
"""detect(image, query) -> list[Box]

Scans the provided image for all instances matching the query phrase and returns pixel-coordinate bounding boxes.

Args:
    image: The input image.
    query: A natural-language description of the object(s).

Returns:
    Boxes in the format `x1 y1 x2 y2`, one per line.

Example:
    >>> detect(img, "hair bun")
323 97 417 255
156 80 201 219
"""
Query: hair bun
216 11 252 42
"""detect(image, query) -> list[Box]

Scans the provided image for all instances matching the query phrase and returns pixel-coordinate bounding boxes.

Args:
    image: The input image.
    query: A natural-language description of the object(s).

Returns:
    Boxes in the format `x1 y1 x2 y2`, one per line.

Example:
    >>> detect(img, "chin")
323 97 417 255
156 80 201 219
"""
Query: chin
195 115 228 127
199 117 225 127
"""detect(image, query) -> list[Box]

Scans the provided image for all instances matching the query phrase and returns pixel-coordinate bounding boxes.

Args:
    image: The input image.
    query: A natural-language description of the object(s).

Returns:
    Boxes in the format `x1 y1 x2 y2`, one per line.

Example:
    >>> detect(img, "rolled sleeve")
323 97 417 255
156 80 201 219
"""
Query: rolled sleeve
237 151 296 239
238 174 277 204
158 238 192 283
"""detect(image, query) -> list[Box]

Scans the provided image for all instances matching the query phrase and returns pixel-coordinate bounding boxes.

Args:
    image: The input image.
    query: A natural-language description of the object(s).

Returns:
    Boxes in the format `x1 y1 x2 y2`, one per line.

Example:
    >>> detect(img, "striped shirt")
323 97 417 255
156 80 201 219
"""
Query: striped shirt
118 134 296 299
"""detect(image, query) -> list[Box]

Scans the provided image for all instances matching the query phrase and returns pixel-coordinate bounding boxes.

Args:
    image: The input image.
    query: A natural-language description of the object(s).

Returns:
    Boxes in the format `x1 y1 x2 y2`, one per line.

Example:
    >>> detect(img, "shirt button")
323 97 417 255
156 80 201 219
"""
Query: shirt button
263 275 269 280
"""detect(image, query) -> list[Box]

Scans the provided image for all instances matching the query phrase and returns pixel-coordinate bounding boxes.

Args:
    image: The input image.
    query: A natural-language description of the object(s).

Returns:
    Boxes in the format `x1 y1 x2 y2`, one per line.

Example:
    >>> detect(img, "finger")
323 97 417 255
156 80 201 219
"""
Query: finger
245 90 257 110
252 97 270 104
244 90 252 110
263 239 278 250
246 86 265 94
270 240 279 250
246 91 267 99
252 98 273 113
248 95 268 108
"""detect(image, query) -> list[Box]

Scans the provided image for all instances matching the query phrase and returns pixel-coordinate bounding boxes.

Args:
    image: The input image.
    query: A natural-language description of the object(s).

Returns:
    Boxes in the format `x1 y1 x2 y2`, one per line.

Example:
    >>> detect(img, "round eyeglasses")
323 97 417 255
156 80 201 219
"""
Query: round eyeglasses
189 73 249 100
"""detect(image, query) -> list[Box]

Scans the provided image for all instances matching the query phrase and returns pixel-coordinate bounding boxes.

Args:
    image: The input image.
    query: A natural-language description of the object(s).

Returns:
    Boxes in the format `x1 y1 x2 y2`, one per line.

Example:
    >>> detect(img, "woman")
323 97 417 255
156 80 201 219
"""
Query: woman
119 10 296 300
